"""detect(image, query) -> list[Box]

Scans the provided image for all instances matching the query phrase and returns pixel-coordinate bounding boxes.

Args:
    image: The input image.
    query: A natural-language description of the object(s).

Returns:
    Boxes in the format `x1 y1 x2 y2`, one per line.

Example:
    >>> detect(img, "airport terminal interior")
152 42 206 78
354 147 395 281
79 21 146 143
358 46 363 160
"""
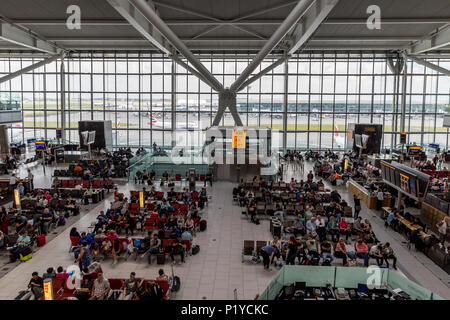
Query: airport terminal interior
0 0 449 301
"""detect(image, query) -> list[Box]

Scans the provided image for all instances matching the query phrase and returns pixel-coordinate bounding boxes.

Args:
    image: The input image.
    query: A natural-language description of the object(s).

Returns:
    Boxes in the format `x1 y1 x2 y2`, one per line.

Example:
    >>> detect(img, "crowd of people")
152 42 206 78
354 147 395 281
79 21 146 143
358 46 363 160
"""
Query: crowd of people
23 266 169 300
68 185 206 267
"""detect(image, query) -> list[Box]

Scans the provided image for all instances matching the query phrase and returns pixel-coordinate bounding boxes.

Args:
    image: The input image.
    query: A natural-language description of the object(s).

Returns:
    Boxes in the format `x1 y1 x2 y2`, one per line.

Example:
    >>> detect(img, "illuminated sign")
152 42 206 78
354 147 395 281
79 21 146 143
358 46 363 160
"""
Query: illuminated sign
400 132 406 144
344 159 348 170
139 191 144 208
364 127 376 132
44 279 53 300
14 189 20 207
232 129 246 149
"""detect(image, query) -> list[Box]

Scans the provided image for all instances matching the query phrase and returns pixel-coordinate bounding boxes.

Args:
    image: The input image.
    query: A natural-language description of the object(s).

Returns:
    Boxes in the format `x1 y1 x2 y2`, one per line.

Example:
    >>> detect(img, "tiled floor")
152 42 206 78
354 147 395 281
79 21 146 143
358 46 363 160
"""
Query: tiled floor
0 160 449 299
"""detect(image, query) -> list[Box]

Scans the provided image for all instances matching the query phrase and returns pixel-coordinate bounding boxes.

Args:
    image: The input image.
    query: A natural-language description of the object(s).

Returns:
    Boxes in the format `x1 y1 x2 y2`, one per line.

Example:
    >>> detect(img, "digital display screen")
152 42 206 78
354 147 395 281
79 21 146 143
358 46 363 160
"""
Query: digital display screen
400 173 410 194
408 146 421 156
409 178 417 197
354 134 362 148
232 129 246 149
35 141 46 148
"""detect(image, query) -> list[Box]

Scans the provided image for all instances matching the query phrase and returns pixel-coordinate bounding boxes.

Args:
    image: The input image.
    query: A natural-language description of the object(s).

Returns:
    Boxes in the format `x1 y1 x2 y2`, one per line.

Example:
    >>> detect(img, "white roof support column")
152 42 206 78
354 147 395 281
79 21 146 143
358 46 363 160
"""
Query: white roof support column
404 54 450 77
287 0 339 55
408 24 450 54
127 0 224 92
0 22 60 54
230 0 316 92
107 0 223 92
236 55 290 92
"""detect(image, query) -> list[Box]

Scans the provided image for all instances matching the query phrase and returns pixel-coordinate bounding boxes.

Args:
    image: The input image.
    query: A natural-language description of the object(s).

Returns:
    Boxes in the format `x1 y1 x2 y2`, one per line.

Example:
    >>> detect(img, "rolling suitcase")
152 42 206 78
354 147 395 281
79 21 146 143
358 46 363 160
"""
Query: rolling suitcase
37 234 46 247
156 253 165 265
199 220 207 231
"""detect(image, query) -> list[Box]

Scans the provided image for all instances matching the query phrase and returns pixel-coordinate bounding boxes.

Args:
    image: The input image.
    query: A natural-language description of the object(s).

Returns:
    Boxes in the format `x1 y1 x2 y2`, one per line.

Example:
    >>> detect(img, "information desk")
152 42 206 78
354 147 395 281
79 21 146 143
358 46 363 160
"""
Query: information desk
347 179 391 210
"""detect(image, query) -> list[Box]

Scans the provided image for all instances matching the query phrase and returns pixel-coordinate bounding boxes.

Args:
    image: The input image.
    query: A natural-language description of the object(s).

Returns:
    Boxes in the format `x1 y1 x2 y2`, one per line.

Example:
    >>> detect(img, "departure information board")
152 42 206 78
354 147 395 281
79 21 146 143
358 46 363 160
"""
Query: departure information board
232 129 246 149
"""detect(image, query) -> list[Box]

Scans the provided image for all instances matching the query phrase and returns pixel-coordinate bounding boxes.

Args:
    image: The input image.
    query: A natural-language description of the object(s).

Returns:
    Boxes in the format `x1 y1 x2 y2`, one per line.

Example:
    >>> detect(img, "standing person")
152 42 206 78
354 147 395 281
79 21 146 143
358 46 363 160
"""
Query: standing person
436 216 449 247
27 169 34 190
75 241 91 272
353 194 361 218
260 245 277 270
286 235 298 265
438 154 444 170
9 173 17 191
376 188 384 210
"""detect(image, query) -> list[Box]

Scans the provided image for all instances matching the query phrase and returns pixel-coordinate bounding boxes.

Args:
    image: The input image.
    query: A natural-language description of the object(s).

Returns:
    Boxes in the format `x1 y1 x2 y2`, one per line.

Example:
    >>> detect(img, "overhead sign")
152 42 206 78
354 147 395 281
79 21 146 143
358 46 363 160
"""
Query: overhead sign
232 129 246 149
14 189 20 207
43 279 53 300
443 114 450 128
139 191 144 208
400 132 406 144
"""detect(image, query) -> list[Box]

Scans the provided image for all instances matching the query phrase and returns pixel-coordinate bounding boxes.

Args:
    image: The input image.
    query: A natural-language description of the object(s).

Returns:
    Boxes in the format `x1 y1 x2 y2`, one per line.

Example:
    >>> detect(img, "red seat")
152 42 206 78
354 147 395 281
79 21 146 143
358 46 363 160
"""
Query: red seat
175 174 181 181
144 217 156 231
92 180 101 188
108 278 124 290
82 180 90 188
67 180 75 188
129 202 139 214
199 174 205 181
156 192 164 200
61 180 69 188
130 191 139 197
155 280 170 299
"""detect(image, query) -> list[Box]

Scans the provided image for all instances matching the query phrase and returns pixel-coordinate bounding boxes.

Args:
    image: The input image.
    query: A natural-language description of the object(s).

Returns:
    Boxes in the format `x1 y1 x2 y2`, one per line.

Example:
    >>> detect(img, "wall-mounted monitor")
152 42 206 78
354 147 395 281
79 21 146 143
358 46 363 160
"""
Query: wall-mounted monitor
34 141 46 149
354 134 362 148
407 146 422 156
87 131 96 144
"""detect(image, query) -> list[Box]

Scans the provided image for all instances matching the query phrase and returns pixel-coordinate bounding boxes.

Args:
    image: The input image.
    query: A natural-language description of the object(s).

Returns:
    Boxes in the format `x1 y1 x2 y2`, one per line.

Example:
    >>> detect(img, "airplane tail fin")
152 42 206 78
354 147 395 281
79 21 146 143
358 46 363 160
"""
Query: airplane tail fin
334 122 339 137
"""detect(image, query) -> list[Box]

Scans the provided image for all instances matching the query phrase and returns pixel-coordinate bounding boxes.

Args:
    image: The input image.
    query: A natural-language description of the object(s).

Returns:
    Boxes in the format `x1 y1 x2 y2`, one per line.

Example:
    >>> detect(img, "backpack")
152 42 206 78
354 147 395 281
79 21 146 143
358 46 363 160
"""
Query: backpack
58 215 66 226
192 245 200 255
199 220 207 231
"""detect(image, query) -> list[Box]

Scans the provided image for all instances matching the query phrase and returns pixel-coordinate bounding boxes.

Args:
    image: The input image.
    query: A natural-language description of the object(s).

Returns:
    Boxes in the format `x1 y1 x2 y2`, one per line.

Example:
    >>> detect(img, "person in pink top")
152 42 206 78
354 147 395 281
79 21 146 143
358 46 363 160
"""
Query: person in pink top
354 239 369 267
338 217 351 240
55 266 69 280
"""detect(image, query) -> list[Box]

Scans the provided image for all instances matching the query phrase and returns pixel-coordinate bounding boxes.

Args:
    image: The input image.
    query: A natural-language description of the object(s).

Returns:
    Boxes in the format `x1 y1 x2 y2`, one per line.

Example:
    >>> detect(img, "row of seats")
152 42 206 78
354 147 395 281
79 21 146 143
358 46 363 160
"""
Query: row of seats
47 274 170 300
59 179 109 189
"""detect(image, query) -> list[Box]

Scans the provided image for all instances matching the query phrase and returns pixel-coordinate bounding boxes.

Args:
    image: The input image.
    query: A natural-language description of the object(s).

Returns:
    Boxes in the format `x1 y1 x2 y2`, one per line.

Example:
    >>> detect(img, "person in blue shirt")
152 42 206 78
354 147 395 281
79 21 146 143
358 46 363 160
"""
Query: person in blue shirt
386 210 398 229
17 182 25 197
260 245 278 270
94 211 108 233
74 232 94 259
181 229 193 242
